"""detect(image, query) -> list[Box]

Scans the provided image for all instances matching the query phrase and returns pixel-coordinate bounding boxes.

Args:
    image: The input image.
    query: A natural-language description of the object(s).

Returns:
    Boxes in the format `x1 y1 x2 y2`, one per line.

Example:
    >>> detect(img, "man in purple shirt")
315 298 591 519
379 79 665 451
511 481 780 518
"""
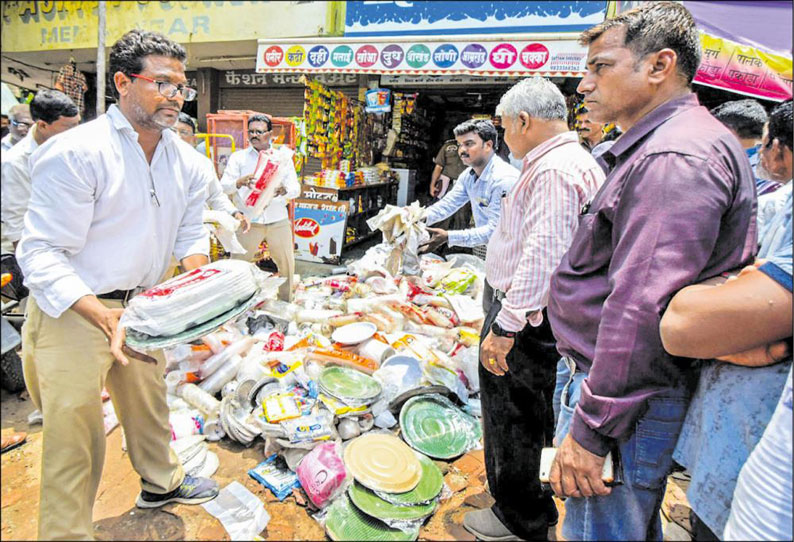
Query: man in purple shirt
546 3 757 540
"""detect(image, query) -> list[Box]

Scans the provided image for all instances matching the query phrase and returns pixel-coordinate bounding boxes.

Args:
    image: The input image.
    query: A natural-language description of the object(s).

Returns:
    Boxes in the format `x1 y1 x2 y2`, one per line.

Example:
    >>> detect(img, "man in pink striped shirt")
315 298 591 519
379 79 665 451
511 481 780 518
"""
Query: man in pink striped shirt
464 77 605 542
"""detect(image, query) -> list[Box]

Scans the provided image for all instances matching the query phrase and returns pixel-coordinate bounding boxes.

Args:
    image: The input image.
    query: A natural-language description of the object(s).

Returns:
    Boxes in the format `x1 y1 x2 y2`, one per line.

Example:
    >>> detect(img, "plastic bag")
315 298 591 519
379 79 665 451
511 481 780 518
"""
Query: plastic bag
202 481 270 540
241 146 295 221
296 441 348 508
248 455 301 501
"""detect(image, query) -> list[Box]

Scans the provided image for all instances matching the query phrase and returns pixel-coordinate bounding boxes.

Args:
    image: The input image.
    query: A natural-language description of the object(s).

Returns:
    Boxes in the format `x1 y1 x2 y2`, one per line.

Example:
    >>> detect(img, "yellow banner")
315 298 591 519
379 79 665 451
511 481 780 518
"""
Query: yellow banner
1 1 339 53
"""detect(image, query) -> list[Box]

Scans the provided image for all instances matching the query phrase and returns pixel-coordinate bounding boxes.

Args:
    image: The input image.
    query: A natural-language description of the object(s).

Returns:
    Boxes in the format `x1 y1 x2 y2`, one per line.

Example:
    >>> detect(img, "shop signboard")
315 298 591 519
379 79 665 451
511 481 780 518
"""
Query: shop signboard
381 74 523 86
220 70 359 88
365 88 392 113
257 39 587 76
344 1 607 36
694 33 792 101
293 199 349 264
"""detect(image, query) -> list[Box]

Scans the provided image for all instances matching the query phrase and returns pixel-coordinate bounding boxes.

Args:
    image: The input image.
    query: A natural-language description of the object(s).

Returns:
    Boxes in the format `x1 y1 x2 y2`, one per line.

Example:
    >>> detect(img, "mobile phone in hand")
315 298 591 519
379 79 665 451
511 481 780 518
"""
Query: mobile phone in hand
539 447 623 490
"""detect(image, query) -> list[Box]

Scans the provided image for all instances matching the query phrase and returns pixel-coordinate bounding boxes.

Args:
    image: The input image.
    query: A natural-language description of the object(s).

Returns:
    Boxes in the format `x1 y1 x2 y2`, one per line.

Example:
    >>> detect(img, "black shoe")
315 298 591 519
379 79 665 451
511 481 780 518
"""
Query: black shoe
136 475 219 509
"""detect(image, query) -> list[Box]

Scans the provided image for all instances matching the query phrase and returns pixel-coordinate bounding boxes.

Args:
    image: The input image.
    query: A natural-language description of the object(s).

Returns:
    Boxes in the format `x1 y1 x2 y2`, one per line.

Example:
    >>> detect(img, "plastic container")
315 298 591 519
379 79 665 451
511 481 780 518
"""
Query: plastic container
198 337 255 378
198 354 245 396
178 383 222 417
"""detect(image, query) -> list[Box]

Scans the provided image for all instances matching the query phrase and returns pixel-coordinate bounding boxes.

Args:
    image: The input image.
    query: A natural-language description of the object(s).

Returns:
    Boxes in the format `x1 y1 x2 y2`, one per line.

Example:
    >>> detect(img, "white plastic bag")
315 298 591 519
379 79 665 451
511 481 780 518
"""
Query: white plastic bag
202 481 270 540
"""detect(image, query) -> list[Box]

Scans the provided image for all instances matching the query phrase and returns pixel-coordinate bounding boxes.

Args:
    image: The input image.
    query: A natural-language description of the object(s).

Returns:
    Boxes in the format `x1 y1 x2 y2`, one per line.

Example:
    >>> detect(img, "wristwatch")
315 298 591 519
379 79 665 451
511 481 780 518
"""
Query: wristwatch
491 322 517 339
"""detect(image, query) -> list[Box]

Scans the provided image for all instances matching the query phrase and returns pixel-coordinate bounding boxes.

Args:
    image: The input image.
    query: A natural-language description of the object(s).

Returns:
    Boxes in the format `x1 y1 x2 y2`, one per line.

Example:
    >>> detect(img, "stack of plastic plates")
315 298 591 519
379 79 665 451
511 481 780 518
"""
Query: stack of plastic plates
399 394 482 459
319 366 382 407
325 494 419 541
344 434 421 493
374 452 443 506
348 481 436 522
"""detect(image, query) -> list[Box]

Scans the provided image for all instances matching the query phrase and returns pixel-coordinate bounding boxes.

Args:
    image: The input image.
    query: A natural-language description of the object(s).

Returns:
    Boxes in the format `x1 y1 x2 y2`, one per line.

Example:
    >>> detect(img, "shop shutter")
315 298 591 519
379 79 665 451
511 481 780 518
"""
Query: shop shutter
219 88 305 118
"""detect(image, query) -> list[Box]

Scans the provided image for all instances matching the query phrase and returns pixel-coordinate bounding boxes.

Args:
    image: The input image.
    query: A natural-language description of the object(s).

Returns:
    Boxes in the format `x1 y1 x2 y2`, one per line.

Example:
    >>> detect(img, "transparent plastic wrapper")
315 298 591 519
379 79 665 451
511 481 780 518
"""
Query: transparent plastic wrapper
439 267 476 295
169 410 204 440
281 411 334 444
421 259 456 289
203 209 246 255
120 260 271 337
296 441 348 508
366 203 429 276
248 454 300 501
198 337 255 378
178 383 221 417
198 354 244 396
322 493 420 541
202 481 270 541
164 343 213 369
455 346 481 393
241 146 295 221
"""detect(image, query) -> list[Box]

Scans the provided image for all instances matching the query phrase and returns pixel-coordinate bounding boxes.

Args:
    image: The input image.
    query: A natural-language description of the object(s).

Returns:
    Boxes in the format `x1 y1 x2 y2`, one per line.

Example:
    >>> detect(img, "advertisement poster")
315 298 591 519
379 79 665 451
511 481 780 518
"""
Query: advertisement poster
257 39 587 76
293 199 349 264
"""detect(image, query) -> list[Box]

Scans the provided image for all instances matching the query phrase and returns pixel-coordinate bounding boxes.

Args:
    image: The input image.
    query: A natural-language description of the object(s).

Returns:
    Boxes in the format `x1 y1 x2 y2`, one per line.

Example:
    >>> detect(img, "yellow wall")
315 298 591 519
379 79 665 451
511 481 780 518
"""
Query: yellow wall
1 1 344 52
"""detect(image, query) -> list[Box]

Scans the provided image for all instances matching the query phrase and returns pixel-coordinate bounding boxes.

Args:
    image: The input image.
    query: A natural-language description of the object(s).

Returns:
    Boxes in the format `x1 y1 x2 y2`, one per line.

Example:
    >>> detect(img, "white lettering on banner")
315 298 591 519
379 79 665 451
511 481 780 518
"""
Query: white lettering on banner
302 188 338 201
521 51 548 65
406 50 430 63
332 50 353 63
225 70 241 85
462 51 486 64
309 49 329 64
356 50 378 63
433 50 457 62
491 49 516 63
382 50 402 63
266 50 282 64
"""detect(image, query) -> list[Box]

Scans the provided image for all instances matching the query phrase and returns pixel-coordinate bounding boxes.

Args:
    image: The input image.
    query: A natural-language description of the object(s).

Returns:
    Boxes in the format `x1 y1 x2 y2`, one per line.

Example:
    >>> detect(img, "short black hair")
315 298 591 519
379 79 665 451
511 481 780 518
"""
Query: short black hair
177 112 196 132
580 1 701 85
767 99 792 151
108 29 187 100
710 99 768 140
248 114 272 131
30 90 78 124
453 119 497 147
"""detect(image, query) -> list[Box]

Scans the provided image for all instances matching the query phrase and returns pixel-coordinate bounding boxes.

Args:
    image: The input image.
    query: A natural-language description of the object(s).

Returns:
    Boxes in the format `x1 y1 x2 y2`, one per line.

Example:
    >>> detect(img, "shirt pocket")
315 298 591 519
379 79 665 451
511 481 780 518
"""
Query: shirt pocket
566 211 611 272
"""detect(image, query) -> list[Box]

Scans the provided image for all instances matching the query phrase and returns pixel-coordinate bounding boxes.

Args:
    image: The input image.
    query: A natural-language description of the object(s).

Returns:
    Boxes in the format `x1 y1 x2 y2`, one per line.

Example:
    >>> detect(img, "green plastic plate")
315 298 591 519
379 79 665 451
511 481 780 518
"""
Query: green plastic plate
399 394 482 459
375 452 443 505
325 494 419 541
125 293 261 350
349 481 436 522
319 366 382 402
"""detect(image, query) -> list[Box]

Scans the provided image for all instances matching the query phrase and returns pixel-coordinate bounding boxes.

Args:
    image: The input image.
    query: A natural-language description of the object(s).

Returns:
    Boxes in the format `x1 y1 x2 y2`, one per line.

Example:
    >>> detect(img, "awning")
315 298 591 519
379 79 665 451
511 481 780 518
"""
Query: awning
256 35 588 78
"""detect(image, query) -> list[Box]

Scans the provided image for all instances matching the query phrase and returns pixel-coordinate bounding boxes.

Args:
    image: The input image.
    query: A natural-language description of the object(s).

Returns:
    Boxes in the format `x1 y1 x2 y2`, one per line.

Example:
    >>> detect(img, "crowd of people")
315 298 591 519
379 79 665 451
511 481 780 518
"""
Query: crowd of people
0 1 791 541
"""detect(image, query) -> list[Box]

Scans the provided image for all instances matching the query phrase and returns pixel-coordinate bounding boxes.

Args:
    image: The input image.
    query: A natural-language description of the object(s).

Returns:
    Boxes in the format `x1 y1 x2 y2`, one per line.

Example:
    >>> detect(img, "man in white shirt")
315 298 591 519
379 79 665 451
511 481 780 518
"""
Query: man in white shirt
221 114 300 301
17 29 219 540
1 90 80 254
420 119 519 255
1 103 32 151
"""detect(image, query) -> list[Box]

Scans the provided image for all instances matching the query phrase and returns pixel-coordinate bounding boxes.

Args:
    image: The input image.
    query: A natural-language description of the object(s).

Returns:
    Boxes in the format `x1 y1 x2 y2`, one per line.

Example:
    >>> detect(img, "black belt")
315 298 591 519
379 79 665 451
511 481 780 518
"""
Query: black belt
97 289 136 301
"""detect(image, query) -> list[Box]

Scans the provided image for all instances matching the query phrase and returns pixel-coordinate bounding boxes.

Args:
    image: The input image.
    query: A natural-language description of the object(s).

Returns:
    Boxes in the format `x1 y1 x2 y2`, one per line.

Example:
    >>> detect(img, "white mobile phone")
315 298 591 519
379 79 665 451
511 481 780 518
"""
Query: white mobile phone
539 447 616 486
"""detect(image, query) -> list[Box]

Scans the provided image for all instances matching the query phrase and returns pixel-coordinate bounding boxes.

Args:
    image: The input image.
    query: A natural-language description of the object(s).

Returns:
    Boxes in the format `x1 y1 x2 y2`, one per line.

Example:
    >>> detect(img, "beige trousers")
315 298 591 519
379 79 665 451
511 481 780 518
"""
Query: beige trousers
21 298 183 541
232 219 295 302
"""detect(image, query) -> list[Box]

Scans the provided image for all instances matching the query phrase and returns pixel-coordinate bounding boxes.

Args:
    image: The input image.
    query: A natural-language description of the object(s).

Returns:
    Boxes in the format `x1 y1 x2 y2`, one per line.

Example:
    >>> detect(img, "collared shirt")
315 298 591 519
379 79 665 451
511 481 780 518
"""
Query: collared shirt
17 104 210 318
220 144 301 225
547 93 757 455
757 180 792 238
747 145 781 196
434 139 467 181
674 192 791 535
1 126 39 245
424 154 519 247
486 131 605 332
1 133 17 152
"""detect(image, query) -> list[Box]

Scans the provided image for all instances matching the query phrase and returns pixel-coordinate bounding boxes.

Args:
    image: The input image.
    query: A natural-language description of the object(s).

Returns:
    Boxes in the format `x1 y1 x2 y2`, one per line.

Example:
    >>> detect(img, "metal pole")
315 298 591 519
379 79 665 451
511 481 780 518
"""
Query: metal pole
96 1 106 115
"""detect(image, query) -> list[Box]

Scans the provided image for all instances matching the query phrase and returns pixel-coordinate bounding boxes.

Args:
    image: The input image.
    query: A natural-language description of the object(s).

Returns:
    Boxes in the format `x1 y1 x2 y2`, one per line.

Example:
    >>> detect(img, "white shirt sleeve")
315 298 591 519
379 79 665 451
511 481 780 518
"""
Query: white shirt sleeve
16 148 96 318
203 156 239 215
220 152 242 194
173 162 211 262
1 158 32 243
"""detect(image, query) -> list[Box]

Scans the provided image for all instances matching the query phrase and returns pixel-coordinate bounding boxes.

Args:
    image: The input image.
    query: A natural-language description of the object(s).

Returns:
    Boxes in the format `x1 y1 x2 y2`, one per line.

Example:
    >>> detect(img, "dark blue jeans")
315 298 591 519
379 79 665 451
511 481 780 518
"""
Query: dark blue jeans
554 359 688 541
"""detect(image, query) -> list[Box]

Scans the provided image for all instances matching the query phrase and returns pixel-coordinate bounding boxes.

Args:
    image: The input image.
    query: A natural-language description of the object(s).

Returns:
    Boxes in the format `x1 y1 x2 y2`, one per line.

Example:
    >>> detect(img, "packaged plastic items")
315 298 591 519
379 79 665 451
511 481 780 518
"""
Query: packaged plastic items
164 343 213 367
366 203 430 276
262 393 302 423
296 309 344 324
318 394 369 417
242 146 295 221
120 260 262 337
197 354 244 396
305 348 380 374
178 383 222 417
198 337 255 379
280 412 334 444
296 442 348 508
170 410 204 440
439 267 476 295
248 455 301 501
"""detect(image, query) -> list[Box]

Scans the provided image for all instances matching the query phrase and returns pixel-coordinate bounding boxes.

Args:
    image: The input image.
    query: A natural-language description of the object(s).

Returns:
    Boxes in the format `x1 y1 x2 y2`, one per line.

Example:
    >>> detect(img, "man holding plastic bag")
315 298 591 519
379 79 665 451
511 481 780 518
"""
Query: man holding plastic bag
221 114 300 301
16 30 219 540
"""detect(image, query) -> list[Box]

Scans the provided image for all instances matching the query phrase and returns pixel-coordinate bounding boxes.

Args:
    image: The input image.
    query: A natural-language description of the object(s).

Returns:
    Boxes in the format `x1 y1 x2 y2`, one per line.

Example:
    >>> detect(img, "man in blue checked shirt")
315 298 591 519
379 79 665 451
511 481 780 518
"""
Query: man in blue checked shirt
419 119 519 255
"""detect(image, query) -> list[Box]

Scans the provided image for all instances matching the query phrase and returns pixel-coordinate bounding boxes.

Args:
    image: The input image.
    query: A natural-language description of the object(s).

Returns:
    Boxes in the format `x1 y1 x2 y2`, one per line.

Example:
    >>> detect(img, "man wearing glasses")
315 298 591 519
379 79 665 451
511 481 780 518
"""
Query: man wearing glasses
221 114 301 301
17 30 219 540
1 103 33 151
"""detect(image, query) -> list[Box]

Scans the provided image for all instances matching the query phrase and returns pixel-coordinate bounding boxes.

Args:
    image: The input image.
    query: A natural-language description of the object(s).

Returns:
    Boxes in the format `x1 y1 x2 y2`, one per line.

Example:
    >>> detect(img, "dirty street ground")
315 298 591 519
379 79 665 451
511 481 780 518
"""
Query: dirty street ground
2 385 693 541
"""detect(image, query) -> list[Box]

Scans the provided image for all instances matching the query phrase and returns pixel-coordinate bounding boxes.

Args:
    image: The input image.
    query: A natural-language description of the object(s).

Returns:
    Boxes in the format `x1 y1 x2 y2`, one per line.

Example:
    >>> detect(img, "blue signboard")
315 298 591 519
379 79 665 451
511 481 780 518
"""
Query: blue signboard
344 1 608 37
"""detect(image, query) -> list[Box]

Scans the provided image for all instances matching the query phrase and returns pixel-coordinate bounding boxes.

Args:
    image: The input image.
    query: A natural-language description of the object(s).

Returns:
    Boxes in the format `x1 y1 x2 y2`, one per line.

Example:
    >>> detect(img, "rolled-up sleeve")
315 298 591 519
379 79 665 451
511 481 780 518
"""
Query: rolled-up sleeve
1 159 32 243
173 164 211 262
17 149 96 318
571 154 738 455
